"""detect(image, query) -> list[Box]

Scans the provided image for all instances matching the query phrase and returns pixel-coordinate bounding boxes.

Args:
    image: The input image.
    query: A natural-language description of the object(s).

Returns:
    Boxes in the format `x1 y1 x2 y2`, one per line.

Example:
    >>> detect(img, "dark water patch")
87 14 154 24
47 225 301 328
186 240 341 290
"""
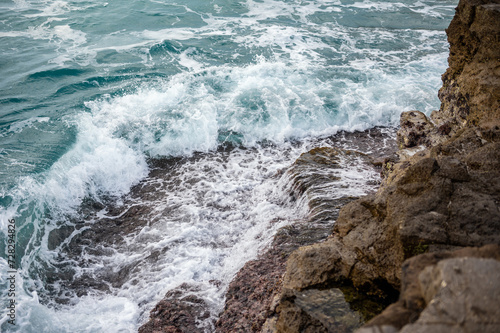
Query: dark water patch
283 281 399 333
27 68 89 81
0 97 29 105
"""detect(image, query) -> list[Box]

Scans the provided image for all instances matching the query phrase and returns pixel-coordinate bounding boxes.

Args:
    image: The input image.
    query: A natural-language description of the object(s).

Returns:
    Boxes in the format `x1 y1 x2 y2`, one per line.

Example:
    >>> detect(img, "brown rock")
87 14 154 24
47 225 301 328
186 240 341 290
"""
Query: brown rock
361 245 500 333
268 0 500 332
275 110 500 333
433 0 500 132
138 283 212 333
396 111 436 149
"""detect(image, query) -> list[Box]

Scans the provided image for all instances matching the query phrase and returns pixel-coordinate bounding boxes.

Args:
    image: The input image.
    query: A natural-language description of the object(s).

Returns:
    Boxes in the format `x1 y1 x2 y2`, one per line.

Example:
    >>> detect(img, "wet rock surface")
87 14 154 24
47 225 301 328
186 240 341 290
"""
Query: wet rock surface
138 283 213 333
221 0 500 332
216 129 398 333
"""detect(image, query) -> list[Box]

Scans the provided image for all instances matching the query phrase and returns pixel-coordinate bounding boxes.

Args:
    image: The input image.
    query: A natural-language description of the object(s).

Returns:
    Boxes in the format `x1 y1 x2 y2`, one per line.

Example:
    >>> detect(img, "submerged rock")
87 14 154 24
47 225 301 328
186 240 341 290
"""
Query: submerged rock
283 146 376 224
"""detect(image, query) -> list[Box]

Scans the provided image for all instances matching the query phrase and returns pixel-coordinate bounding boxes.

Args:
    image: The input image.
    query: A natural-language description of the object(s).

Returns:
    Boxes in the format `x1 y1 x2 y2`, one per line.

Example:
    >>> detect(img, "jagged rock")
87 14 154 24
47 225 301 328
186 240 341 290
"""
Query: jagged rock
138 283 212 333
432 0 500 133
396 111 450 154
359 245 500 333
396 111 436 149
216 130 397 333
215 245 287 333
406 258 500 333
274 288 365 333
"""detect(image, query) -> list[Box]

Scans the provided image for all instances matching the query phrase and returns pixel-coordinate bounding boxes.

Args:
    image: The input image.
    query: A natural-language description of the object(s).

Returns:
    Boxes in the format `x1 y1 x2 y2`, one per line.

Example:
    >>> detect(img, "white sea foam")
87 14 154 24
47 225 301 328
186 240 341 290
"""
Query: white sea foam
5 117 50 136
0 263 139 333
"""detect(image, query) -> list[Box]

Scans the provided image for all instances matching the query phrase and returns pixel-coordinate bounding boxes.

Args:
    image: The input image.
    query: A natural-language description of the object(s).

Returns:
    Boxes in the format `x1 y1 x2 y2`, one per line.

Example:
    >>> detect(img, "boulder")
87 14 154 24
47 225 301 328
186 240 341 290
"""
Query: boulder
359 245 500 333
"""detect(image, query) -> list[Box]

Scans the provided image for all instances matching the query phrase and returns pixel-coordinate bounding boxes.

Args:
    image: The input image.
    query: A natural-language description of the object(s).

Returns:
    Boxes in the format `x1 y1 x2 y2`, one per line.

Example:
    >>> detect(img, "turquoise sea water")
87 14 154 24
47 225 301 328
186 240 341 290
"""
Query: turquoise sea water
1 0 457 332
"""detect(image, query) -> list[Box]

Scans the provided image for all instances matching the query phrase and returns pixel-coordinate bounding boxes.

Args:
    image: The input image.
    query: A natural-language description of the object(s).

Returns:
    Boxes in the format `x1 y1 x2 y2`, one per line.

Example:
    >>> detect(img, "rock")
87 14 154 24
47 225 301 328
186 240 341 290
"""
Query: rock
138 283 212 333
433 0 500 133
396 111 436 149
288 125 500 294
396 111 451 152
275 288 364 333
405 258 500 333
263 0 500 332
215 209 361 333
215 247 287 333
361 244 500 332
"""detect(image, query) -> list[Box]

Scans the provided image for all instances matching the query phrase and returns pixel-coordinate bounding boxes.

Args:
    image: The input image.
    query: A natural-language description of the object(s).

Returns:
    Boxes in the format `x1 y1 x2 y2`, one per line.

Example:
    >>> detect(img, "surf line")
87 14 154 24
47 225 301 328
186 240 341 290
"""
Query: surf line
6 218 16 326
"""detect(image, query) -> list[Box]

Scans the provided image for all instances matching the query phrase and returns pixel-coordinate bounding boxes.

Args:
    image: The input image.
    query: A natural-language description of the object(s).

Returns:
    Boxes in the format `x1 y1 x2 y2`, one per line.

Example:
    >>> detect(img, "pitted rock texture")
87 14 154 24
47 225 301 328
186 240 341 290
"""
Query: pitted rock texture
432 0 500 132
396 111 436 149
396 111 451 151
359 245 500 333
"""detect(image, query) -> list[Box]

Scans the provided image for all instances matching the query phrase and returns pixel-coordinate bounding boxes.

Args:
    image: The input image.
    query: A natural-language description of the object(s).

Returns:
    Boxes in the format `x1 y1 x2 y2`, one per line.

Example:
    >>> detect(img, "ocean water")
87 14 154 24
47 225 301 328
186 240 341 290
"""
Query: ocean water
0 0 457 332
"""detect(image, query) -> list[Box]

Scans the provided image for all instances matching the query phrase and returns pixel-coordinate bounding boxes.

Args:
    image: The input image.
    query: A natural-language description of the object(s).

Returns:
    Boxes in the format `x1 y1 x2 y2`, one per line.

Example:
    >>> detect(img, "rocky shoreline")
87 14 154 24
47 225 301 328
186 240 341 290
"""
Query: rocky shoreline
139 127 398 333
140 0 500 331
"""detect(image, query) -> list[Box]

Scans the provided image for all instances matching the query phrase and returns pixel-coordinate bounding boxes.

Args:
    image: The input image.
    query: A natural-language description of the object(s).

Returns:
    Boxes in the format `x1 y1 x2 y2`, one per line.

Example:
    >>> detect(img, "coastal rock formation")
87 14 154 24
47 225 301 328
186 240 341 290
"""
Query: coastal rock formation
276 122 500 292
218 0 500 332
359 245 500 333
214 129 397 333
431 0 500 132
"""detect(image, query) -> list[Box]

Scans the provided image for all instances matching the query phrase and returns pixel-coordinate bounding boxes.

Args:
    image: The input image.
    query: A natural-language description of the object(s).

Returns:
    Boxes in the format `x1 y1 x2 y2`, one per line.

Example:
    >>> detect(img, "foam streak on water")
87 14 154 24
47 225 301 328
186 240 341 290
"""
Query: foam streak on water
0 0 457 331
